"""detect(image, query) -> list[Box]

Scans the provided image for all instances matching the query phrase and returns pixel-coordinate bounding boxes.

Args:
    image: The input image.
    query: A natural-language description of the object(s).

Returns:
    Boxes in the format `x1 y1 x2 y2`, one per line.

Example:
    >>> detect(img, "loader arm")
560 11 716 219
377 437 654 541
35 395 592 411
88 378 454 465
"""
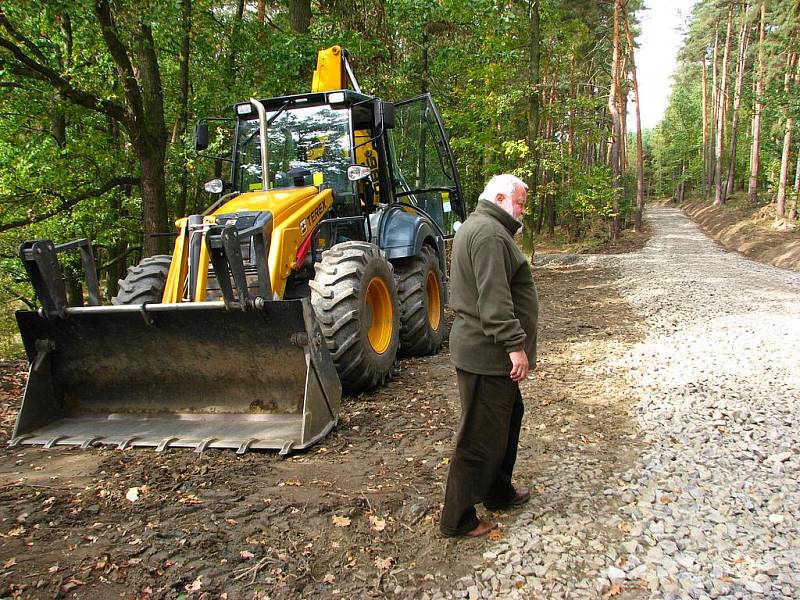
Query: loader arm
311 46 361 93
162 187 334 303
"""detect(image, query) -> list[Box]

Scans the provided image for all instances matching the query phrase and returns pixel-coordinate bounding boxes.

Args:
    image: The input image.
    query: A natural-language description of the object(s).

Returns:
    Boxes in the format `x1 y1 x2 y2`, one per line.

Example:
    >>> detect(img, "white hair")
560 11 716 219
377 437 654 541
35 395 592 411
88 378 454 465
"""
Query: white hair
478 174 528 203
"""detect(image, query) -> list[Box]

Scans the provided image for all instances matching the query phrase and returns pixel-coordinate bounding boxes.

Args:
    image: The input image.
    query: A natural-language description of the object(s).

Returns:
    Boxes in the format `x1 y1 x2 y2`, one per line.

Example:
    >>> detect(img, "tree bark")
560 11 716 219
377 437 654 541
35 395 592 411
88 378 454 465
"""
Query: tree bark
714 0 734 205
777 52 798 218
226 0 245 80
608 0 623 240
790 152 800 220
709 23 720 194
724 3 750 200
748 1 767 205
701 52 709 198
173 0 192 219
623 5 645 231
522 0 540 255
289 0 312 33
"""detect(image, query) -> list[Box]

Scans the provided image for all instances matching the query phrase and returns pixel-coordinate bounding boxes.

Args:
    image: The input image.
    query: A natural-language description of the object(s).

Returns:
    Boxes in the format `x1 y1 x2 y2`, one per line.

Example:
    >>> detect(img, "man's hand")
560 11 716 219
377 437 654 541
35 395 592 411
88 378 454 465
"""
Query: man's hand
508 350 529 382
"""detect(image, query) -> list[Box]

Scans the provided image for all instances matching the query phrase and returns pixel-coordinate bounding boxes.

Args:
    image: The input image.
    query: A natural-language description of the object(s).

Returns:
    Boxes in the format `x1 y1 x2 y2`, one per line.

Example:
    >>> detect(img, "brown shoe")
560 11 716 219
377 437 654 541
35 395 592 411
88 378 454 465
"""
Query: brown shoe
464 519 497 538
484 488 531 511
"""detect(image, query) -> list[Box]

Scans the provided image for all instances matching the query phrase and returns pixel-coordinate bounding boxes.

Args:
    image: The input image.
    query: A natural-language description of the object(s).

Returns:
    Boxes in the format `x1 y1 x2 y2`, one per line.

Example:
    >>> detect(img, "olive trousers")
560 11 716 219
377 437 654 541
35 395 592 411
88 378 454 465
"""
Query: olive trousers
439 368 524 537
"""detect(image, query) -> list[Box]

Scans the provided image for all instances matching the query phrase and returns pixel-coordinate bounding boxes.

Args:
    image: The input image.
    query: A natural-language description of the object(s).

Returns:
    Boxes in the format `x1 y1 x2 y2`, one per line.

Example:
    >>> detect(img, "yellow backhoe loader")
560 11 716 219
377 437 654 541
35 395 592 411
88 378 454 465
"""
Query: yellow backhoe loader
11 46 465 454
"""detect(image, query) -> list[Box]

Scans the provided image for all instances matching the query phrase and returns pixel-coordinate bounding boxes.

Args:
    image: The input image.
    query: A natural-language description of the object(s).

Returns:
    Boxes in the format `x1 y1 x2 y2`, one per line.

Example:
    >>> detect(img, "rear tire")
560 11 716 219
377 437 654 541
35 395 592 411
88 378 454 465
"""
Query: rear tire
395 245 445 356
112 255 172 305
310 241 400 393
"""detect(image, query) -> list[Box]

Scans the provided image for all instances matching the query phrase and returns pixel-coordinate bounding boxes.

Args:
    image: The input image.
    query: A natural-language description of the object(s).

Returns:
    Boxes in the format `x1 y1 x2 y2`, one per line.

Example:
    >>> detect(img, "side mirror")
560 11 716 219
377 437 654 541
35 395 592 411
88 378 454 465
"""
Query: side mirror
375 101 395 130
194 123 209 151
204 178 223 194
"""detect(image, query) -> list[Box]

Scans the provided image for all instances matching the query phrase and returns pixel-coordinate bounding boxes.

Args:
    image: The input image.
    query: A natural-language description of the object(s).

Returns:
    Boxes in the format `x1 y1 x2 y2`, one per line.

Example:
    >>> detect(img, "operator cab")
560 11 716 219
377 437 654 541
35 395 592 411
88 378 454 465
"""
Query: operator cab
195 90 464 239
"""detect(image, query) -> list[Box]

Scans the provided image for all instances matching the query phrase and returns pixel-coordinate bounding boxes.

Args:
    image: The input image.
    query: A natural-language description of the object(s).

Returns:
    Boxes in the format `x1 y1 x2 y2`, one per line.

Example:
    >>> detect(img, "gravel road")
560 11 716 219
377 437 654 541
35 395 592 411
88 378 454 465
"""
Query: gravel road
451 207 800 600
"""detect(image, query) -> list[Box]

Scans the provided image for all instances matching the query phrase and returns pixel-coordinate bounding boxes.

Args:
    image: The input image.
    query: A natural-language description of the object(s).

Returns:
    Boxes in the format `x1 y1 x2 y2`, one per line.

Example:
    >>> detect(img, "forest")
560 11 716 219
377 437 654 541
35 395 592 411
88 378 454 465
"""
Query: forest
0 0 654 357
654 0 800 224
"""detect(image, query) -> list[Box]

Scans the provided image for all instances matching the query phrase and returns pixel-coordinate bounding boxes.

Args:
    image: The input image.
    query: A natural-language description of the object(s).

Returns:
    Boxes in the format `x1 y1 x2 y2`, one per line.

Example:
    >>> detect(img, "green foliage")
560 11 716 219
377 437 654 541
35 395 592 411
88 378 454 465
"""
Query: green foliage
0 0 645 358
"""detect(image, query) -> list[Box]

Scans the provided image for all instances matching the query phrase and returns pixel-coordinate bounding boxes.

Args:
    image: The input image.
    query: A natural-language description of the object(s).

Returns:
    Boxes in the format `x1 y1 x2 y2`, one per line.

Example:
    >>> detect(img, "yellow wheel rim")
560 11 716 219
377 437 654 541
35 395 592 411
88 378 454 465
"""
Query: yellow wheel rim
366 276 393 354
426 270 442 330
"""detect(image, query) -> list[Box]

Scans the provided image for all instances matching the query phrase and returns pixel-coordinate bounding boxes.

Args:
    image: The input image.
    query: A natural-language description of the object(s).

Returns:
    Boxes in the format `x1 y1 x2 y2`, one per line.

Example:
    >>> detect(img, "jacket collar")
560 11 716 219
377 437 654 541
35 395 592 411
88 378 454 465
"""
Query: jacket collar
475 199 521 235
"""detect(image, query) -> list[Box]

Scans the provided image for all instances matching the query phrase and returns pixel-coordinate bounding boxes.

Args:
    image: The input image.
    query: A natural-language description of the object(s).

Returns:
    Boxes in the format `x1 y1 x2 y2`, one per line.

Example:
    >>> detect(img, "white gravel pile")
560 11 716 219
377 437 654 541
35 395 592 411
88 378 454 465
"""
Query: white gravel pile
443 208 800 600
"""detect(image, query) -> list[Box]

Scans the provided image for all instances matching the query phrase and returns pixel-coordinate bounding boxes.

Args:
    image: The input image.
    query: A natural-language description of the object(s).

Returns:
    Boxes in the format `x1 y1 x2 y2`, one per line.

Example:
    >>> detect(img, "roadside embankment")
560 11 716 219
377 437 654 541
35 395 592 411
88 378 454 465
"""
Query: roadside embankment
680 198 800 271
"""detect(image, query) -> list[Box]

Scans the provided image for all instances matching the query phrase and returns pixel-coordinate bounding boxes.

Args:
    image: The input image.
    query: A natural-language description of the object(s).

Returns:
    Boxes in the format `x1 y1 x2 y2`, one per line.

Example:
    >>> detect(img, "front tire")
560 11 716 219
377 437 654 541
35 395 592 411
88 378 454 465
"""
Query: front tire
310 241 400 393
395 245 445 356
112 255 172 305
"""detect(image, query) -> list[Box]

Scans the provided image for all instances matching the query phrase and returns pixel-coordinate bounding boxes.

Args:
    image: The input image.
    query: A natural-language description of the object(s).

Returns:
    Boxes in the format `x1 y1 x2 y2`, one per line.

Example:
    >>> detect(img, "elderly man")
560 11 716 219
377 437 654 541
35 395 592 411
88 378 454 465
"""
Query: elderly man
440 174 539 538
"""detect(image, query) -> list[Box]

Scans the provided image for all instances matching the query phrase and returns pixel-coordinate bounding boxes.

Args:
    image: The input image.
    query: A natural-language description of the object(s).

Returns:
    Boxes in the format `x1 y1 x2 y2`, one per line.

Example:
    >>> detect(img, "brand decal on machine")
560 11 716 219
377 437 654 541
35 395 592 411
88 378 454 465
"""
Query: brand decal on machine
308 202 327 229
300 219 309 235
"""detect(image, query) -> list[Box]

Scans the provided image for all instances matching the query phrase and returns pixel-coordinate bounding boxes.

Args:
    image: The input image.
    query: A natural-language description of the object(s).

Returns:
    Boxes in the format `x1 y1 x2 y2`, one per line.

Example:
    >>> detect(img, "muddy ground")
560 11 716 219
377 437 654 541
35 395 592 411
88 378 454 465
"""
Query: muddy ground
0 235 648 599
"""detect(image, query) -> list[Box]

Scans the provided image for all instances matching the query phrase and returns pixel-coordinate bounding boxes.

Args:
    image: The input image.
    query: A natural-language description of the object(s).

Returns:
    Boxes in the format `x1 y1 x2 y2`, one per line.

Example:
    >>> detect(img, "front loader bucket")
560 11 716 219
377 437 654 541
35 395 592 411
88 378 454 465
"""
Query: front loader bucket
10 299 341 455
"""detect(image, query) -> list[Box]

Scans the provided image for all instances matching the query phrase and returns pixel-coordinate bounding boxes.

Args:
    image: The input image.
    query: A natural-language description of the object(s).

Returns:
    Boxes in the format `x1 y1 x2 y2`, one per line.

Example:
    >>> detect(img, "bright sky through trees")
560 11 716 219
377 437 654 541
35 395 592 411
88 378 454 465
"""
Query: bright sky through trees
630 0 697 131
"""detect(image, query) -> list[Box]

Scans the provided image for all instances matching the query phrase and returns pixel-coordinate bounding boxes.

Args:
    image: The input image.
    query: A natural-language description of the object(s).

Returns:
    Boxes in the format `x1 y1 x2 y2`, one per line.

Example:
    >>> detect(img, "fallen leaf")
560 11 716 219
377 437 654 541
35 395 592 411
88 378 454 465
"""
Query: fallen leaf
659 496 673 504
488 529 504 541
3 558 16 568
240 550 255 560
369 515 386 532
126 488 140 502
178 494 202 505
374 556 394 570
322 573 336 584
48 564 59 574
185 575 203 593
332 515 351 527
225 518 237 526
603 582 623 598
617 521 632 533
16 513 28 523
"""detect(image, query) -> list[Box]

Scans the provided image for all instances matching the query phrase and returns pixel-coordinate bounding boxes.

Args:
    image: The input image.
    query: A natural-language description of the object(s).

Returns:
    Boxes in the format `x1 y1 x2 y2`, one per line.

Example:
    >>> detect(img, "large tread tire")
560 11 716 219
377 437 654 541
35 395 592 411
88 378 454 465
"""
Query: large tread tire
395 245 445 357
112 255 173 305
310 241 400 394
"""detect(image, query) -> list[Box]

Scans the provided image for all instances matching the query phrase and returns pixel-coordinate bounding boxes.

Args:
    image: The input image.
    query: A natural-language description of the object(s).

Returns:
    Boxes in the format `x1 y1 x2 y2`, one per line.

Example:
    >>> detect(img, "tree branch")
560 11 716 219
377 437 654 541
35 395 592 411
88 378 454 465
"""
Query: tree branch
0 9 49 64
0 38 127 122
93 0 144 128
0 176 139 232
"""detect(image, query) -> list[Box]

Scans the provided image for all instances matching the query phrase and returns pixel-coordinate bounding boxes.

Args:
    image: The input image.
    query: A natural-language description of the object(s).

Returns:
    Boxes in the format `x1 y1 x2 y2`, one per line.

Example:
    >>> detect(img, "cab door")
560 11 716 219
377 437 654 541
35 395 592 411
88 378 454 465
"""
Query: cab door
387 94 465 237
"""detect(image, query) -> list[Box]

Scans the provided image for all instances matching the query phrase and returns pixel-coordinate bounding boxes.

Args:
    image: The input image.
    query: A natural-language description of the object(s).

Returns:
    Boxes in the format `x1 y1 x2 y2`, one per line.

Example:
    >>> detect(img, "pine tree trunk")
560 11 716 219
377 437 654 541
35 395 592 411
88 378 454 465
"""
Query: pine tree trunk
608 0 623 240
724 3 750 201
701 53 709 198
790 153 800 220
748 1 767 205
522 0 540 255
709 24 720 194
776 53 797 218
624 9 645 231
714 0 734 205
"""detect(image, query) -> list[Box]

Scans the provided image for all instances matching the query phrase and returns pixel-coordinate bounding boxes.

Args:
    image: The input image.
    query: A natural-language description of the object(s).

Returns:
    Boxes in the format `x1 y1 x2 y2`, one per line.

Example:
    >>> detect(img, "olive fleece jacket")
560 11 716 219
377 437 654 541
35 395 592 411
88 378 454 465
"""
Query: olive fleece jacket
448 199 539 376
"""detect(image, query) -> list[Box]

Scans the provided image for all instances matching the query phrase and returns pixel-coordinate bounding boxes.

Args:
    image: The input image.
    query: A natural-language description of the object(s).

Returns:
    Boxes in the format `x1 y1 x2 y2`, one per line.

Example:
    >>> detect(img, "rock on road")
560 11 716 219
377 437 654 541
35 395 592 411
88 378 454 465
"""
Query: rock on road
452 207 800 600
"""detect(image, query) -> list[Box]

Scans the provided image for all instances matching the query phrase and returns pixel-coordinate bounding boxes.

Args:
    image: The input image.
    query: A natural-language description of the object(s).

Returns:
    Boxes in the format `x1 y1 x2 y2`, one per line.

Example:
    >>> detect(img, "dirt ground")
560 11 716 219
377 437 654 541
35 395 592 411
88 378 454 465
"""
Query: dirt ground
0 232 648 600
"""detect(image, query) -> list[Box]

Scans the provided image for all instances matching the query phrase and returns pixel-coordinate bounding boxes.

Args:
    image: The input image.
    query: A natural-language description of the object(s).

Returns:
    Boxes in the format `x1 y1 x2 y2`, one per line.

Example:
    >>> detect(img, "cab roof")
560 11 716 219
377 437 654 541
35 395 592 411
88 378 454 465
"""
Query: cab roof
234 90 376 117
